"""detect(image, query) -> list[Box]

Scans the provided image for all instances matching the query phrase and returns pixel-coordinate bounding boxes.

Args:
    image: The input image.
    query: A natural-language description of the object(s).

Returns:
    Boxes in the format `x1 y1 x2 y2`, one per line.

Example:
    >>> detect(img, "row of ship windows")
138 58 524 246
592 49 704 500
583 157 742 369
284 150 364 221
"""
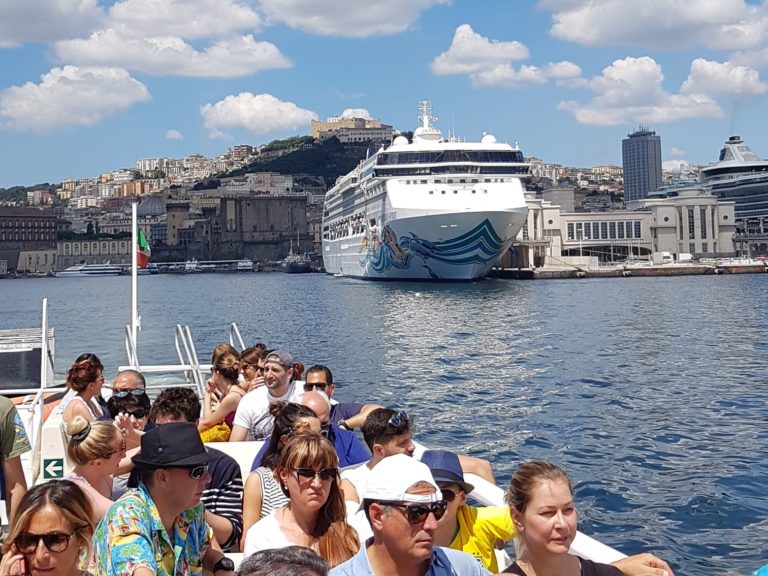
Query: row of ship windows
403 178 511 185
377 166 527 176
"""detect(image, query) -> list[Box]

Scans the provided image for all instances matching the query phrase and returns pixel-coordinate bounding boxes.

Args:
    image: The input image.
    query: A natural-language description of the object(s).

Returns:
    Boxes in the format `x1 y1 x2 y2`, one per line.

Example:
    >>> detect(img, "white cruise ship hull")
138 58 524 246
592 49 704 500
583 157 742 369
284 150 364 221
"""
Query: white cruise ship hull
54 265 123 277
323 209 527 280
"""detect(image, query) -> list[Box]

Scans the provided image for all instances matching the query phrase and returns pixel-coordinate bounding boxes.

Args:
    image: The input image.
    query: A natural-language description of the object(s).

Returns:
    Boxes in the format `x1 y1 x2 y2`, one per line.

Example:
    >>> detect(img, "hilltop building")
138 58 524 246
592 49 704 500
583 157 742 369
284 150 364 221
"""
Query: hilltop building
622 127 662 202
310 114 394 144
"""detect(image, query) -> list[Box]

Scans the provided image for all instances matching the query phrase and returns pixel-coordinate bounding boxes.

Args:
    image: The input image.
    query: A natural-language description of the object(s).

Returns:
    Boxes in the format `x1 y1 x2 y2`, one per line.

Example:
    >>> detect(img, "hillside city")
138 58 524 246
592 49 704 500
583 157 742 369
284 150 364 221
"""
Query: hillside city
0 112 751 274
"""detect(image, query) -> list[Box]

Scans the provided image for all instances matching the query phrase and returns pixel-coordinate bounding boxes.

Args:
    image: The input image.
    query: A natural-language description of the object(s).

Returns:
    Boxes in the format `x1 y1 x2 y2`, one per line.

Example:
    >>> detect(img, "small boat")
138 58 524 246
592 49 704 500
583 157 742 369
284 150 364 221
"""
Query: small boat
282 236 312 274
54 263 123 277
235 259 255 272
137 264 160 276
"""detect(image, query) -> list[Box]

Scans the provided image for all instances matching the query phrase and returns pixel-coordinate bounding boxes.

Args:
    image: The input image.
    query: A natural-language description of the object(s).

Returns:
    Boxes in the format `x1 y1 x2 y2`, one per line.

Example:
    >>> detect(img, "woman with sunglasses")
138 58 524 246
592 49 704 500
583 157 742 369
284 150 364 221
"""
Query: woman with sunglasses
240 401 320 550
65 417 125 523
106 391 150 499
199 347 246 442
60 354 108 425
0 480 94 576
243 433 359 567
241 345 266 391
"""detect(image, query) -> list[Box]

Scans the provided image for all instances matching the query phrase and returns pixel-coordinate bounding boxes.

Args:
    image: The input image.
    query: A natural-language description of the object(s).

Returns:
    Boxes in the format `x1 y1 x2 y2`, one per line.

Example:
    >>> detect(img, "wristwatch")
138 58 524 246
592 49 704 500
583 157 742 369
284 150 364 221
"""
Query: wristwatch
337 419 350 430
213 557 235 574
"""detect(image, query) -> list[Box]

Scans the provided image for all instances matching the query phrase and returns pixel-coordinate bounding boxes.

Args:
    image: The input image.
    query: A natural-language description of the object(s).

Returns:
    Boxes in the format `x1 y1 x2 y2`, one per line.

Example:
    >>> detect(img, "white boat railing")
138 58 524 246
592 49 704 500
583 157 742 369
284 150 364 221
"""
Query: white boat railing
227 322 245 351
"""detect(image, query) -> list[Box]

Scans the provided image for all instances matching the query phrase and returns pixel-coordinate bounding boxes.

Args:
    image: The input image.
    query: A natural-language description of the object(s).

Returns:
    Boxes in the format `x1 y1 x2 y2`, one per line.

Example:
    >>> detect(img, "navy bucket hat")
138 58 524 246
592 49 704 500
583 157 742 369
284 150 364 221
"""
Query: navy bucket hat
420 449 475 494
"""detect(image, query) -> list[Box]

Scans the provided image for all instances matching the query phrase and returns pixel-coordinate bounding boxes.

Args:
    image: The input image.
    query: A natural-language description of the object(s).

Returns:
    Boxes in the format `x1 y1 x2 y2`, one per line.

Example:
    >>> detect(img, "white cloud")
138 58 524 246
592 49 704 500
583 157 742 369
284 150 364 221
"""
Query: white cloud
669 147 686 157
431 24 529 75
730 47 768 69
0 66 150 133
258 0 449 37
557 56 723 126
55 30 291 78
0 0 104 47
681 58 767 97
200 93 318 138
107 0 262 39
166 129 184 140
546 0 768 51
340 108 372 119
430 24 581 88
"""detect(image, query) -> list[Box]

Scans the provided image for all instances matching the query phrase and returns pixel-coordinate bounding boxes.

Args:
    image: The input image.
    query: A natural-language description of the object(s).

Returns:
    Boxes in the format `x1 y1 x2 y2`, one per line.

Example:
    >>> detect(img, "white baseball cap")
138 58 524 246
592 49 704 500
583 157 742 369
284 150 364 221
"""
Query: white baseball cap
362 454 443 504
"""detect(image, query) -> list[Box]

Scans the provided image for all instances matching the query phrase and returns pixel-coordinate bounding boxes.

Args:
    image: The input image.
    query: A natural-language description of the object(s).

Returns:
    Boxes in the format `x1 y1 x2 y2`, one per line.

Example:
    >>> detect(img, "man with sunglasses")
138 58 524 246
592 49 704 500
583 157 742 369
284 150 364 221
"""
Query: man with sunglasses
229 349 303 442
112 368 146 394
93 422 235 576
304 365 382 431
331 454 489 575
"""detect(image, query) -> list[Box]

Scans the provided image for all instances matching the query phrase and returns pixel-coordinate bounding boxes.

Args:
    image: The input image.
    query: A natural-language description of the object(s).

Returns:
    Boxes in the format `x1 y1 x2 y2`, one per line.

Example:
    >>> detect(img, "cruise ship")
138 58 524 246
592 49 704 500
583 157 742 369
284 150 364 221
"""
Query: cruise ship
321 101 529 280
700 136 768 236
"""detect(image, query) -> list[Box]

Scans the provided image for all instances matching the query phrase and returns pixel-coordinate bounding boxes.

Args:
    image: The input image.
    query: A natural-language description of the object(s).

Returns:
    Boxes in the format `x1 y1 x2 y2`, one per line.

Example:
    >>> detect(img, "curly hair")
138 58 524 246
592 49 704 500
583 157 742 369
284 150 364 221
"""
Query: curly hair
66 353 104 393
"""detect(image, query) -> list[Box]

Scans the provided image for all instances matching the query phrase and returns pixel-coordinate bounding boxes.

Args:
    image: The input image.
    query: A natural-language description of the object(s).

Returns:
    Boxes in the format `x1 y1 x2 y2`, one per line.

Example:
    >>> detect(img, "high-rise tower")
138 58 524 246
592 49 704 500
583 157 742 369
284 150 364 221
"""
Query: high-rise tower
622 127 662 202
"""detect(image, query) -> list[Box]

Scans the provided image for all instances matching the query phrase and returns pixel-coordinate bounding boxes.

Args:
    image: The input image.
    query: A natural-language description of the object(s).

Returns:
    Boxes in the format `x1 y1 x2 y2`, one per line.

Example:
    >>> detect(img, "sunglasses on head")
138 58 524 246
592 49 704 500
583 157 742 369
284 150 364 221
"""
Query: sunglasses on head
114 389 146 398
14 529 84 554
293 467 337 481
378 500 448 524
387 410 410 430
303 382 328 392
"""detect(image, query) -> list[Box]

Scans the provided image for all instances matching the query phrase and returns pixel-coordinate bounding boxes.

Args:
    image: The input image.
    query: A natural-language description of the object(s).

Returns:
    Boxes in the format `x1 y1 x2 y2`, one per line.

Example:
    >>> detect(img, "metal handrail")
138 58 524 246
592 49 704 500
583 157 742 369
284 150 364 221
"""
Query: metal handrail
227 323 245 351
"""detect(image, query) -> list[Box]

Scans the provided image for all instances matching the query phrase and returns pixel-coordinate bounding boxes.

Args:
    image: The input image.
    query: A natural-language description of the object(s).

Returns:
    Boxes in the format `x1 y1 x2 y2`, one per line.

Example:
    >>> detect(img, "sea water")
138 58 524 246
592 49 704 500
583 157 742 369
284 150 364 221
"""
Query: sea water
2 273 767 575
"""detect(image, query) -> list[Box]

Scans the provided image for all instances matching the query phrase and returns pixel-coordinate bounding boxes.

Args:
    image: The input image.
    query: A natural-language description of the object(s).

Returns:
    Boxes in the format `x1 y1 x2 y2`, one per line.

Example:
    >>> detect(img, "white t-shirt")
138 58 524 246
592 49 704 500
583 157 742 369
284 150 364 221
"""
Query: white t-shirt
233 381 302 440
340 461 372 502
243 509 305 556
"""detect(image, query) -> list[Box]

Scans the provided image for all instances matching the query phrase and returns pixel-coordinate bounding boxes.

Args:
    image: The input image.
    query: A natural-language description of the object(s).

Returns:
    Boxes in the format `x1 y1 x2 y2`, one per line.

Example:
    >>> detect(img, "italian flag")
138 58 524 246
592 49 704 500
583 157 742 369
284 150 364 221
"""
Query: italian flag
137 228 151 269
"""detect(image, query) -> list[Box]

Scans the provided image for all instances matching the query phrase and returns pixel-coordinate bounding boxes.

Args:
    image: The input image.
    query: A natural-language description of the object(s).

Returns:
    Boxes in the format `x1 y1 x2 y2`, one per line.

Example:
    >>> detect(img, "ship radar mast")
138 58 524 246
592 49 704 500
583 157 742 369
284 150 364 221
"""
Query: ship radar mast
414 99 443 142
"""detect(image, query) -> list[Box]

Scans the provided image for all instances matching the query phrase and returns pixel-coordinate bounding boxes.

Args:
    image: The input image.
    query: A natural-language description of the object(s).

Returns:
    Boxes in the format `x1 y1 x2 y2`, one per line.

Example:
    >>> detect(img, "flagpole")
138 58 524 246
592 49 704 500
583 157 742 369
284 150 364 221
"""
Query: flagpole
131 202 139 362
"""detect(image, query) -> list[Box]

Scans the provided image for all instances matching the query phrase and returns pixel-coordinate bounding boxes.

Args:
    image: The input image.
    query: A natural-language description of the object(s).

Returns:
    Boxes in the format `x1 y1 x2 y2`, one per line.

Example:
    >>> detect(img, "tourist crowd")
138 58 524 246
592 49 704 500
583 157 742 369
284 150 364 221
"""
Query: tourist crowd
0 347 685 576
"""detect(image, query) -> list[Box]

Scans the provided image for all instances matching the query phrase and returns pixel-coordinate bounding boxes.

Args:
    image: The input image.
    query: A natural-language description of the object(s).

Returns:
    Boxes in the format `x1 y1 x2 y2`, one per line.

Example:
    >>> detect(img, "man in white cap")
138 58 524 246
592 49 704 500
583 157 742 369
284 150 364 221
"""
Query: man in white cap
229 349 302 441
330 453 489 576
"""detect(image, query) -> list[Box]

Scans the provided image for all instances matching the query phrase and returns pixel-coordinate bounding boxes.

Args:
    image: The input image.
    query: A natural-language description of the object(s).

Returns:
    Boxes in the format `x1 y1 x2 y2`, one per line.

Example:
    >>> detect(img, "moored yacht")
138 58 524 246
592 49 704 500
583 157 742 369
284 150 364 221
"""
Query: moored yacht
54 263 123 277
322 100 529 280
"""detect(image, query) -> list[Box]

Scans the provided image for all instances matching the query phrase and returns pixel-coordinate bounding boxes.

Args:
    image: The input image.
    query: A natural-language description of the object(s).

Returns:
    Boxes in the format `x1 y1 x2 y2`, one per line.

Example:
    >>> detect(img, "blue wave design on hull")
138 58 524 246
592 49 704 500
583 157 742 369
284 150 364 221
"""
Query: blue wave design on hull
359 218 504 275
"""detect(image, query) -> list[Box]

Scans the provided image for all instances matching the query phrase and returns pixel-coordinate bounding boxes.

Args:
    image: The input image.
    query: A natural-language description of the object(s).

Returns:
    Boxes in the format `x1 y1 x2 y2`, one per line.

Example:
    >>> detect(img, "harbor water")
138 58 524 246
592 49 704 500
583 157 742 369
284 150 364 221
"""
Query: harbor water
2 273 767 575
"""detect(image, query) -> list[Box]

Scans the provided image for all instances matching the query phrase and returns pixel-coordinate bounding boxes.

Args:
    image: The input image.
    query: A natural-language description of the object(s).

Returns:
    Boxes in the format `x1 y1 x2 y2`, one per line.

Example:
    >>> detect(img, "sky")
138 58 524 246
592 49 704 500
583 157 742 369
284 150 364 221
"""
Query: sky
2 0 768 188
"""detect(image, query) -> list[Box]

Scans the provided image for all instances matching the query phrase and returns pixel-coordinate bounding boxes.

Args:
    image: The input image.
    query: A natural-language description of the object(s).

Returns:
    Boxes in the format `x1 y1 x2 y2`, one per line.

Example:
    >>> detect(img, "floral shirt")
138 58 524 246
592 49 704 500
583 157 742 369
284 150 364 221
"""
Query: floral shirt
93 482 212 576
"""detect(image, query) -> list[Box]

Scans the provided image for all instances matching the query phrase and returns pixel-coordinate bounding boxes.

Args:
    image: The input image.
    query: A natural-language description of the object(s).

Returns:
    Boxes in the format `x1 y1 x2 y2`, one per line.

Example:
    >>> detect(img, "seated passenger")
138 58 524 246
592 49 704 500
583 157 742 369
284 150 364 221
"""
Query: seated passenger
242 433 359 568
303 365 382 431
106 390 150 500
65 416 125 523
237 546 328 576
0 480 94 576
151 387 244 552
503 461 674 576
230 350 303 441
300 390 369 468
199 346 247 442
240 345 266 392
60 353 109 424
242 402 320 550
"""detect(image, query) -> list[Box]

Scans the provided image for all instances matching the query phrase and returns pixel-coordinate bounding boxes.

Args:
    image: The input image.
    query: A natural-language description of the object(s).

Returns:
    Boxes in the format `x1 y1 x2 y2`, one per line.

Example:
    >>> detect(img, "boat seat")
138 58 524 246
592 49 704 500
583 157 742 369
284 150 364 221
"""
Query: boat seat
205 440 265 482
36 408 73 485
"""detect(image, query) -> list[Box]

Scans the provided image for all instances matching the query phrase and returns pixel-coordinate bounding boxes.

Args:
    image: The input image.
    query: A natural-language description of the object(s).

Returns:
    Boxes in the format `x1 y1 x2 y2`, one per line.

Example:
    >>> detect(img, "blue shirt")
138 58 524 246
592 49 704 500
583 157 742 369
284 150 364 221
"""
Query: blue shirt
250 423 369 470
330 539 491 576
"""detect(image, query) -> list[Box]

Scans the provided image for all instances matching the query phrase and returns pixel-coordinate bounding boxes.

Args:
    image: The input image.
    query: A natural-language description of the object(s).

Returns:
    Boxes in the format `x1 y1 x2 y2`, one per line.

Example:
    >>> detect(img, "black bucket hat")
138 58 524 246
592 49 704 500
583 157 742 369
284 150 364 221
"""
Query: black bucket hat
132 422 209 468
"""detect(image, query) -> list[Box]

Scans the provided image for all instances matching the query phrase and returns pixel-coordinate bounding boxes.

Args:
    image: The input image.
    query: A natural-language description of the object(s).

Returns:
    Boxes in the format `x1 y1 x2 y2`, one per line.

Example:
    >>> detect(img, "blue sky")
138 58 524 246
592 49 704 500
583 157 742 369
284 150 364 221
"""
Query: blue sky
2 0 768 188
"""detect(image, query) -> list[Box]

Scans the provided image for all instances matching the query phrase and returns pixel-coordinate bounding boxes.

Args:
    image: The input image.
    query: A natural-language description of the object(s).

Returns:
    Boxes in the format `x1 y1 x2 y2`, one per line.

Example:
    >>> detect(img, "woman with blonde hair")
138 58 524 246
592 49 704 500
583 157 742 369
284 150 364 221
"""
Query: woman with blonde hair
0 480 94 576
241 402 320 549
65 417 125 523
199 346 247 442
242 433 359 567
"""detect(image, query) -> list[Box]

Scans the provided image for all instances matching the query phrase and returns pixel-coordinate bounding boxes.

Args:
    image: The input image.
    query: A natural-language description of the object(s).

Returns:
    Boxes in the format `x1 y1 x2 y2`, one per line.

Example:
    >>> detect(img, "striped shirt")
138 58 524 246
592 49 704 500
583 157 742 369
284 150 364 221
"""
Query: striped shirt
201 447 243 550
253 466 288 519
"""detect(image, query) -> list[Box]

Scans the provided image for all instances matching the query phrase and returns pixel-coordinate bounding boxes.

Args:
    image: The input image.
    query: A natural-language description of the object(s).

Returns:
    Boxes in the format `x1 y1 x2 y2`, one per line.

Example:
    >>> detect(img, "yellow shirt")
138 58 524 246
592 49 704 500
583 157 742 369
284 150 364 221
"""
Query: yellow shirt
450 505 515 573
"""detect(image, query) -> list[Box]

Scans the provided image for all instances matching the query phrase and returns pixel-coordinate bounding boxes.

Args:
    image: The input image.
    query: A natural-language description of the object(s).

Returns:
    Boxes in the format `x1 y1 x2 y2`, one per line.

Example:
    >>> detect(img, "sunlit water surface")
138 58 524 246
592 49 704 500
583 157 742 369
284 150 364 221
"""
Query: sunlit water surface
2 273 767 575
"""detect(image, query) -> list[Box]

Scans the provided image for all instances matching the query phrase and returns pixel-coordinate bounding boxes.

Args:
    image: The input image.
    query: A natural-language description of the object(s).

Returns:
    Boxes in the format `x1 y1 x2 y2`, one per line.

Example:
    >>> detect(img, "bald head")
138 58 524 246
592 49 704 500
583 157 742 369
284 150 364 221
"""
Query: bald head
113 369 146 391
301 390 330 426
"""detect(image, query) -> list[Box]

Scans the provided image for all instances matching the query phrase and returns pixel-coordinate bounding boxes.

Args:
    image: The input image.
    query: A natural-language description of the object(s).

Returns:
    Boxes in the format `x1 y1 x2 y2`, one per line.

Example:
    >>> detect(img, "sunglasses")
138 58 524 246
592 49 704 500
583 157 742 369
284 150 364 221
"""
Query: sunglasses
104 439 127 459
303 382 328 392
14 530 83 554
378 500 448 524
113 389 146 398
387 410 410 430
439 488 458 503
124 409 147 419
293 467 337 482
188 464 209 480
